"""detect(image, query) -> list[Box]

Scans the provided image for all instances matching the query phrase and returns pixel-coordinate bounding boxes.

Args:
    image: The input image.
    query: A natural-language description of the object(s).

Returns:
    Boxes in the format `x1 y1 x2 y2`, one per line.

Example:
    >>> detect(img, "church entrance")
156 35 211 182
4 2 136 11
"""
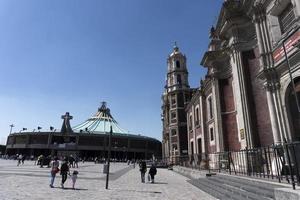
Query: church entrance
286 78 300 141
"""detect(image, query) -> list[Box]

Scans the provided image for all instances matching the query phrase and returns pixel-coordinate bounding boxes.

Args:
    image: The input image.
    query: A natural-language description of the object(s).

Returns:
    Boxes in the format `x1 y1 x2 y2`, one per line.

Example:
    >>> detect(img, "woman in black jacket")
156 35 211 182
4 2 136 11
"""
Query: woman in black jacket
148 164 157 183
60 159 70 188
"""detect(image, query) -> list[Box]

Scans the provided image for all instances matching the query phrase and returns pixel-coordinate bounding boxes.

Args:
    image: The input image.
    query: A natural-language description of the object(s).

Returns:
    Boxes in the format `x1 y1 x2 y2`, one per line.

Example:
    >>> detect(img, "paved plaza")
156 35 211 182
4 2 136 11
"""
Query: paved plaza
0 159 215 200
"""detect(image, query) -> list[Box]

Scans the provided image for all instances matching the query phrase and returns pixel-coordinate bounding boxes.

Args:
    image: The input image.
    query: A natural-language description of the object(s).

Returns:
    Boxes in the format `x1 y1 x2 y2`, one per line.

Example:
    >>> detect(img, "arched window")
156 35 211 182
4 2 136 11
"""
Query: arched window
177 74 182 84
195 107 199 125
170 75 173 86
286 78 300 141
176 60 180 68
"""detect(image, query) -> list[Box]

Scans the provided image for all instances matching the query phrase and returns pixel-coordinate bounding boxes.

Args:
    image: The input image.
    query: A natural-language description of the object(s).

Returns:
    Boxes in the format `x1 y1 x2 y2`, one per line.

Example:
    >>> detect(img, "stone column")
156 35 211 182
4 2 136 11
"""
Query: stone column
265 83 281 143
199 94 206 154
253 3 273 70
192 104 196 154
231 48 253 149
211 77 224 152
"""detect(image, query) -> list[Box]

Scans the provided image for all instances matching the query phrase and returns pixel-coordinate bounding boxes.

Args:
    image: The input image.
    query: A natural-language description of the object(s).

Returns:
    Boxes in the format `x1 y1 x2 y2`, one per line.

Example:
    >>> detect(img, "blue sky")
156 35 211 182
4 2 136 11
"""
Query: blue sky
0 0 222 144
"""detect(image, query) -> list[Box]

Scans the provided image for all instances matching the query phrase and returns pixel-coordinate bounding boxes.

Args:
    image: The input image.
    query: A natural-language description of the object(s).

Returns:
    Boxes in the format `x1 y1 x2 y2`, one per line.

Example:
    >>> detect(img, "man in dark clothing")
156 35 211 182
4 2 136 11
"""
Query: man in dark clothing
148 164 157 183
60 160 69 188
139 160 147 183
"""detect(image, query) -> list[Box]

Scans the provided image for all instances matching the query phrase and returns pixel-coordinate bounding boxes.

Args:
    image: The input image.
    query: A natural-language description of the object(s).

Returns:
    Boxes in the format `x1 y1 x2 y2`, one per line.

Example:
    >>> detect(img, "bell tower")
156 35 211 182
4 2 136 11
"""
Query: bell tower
162 43 193 163
166 43 189 91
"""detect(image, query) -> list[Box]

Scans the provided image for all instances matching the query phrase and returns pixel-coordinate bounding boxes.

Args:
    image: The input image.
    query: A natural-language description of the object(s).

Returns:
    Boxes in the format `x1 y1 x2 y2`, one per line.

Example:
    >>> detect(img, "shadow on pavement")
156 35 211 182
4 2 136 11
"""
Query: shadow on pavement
113 189 162 194
52 187 88 191
152 182 168 184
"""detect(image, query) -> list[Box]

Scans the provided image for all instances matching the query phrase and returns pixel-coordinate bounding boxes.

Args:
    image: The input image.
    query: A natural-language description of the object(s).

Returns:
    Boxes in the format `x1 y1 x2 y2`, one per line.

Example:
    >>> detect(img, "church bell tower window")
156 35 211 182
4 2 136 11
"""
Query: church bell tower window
176 60 180 68
177 74 182 85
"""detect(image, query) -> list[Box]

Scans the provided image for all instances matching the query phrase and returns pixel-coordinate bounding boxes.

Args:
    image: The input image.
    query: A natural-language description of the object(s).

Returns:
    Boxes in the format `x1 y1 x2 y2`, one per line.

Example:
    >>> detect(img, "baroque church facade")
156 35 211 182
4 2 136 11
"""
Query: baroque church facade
162 0 300 163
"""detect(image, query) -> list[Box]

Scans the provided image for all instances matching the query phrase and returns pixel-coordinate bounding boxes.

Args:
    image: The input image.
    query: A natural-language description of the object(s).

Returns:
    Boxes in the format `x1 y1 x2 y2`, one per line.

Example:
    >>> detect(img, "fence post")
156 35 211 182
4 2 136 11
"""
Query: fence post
206 153 210 174
284 138 295 190
264 147 269 179
246 147 250 176
291 143 300 186
218 153 221 173
274 144 281 183
228 151 231 175
268 146 274 179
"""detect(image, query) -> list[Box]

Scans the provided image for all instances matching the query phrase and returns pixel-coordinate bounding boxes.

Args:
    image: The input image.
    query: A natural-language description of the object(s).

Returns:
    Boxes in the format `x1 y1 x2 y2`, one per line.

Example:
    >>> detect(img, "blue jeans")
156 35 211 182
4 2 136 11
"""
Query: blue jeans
50 172 56 186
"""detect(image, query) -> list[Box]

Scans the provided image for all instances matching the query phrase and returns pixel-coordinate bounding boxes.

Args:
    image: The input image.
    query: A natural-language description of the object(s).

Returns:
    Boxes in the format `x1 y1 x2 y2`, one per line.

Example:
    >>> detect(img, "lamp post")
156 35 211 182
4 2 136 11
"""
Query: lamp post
105 126 112 190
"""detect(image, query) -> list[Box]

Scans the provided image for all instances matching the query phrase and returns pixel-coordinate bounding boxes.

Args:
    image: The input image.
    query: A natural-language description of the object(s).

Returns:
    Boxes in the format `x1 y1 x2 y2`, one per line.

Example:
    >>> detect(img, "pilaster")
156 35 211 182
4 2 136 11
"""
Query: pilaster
230 48 253 149
253 2 274 69
211 78 224 152
199 94 206 153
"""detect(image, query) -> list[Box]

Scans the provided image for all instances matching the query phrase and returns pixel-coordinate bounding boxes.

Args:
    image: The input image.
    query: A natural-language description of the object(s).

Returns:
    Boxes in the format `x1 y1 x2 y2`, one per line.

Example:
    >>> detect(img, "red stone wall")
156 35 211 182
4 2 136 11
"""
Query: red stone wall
219 78 240 151
242 48 273 147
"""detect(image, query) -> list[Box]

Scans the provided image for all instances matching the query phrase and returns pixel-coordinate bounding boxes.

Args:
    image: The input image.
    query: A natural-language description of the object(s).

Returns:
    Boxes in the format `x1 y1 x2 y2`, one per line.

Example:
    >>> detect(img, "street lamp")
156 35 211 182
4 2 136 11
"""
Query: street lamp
105 125 112 190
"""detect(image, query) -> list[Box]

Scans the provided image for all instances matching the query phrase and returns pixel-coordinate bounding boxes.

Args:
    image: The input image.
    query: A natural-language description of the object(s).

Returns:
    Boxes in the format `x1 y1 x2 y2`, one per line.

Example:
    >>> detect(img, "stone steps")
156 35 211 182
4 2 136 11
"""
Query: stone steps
188 179 242 200
210 175 275 199
188 174 283 200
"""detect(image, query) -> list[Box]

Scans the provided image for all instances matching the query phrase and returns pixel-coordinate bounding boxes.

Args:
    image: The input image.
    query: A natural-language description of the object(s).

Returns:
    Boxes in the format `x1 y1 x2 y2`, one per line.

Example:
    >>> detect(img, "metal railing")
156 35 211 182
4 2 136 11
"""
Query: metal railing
162 141 300 189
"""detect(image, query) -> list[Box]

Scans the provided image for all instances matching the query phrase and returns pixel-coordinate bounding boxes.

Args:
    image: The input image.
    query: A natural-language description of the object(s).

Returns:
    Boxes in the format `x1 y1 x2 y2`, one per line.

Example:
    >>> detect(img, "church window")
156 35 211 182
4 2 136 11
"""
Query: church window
195 107 199 126
170 75 174 86
171 94 176 108
172 143 178 150
177 74 182 84
208 96 213 120
189 114 192 130
171 112 177 123
176 60 180 68
191 141 194 155
278 3 295 34
171 129 177 136
210 127 214 141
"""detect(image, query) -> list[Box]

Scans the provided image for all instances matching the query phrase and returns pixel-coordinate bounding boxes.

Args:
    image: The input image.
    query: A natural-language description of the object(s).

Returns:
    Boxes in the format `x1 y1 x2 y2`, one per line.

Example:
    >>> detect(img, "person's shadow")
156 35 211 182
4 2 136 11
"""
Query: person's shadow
63 187 88 190
149 182 168 184
52 187 88 190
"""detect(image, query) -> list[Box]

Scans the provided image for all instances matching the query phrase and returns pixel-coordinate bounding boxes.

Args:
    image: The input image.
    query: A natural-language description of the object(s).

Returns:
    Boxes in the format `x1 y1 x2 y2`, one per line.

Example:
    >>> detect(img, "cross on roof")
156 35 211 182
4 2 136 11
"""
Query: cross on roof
61 112 73 120
61 112 73 134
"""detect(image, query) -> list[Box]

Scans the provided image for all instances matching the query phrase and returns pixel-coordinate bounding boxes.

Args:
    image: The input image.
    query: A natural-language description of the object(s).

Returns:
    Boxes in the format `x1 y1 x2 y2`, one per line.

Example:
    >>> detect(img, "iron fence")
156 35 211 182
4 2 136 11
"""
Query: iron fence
162 141 300 189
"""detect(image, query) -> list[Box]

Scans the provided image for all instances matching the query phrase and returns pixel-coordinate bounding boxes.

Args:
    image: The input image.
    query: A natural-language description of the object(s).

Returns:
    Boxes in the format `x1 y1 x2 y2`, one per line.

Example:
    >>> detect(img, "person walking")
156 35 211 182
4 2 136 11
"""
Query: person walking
21 155 26 165
70 170 79 189
148 164 157 183
17 154 22 166
139 160 147 183
49 157 60 188
60 159 70 188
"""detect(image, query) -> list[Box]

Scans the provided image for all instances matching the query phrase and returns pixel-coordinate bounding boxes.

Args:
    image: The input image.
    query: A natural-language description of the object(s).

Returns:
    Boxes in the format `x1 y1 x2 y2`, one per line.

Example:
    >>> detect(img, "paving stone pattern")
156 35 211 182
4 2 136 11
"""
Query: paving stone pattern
0 160 216 200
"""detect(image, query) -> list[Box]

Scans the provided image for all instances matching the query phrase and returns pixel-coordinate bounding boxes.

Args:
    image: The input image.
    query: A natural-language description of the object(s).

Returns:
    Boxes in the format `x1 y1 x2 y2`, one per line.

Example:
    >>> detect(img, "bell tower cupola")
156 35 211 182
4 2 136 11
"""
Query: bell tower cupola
166 43 189 92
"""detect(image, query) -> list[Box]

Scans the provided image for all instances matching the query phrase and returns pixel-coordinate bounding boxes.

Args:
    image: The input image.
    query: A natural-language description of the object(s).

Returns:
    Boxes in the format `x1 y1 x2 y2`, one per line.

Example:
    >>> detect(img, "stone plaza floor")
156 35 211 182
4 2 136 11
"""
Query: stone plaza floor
0 159 216 200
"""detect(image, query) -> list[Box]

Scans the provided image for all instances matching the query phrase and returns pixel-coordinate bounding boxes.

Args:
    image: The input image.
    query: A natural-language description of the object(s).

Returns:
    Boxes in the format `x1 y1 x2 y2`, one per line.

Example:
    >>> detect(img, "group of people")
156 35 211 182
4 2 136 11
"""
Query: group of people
139 160 157 183
49 157 79 189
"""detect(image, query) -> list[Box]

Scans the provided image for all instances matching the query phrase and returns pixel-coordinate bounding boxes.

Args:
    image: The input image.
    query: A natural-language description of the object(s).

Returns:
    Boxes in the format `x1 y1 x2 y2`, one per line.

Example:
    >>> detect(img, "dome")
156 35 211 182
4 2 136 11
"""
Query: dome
169 42 184 57
72 102 128 134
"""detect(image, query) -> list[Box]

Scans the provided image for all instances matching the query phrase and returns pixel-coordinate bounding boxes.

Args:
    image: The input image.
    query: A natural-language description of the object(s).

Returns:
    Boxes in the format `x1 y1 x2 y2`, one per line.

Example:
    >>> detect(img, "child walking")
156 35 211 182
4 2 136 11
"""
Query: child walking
71 170 79 189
